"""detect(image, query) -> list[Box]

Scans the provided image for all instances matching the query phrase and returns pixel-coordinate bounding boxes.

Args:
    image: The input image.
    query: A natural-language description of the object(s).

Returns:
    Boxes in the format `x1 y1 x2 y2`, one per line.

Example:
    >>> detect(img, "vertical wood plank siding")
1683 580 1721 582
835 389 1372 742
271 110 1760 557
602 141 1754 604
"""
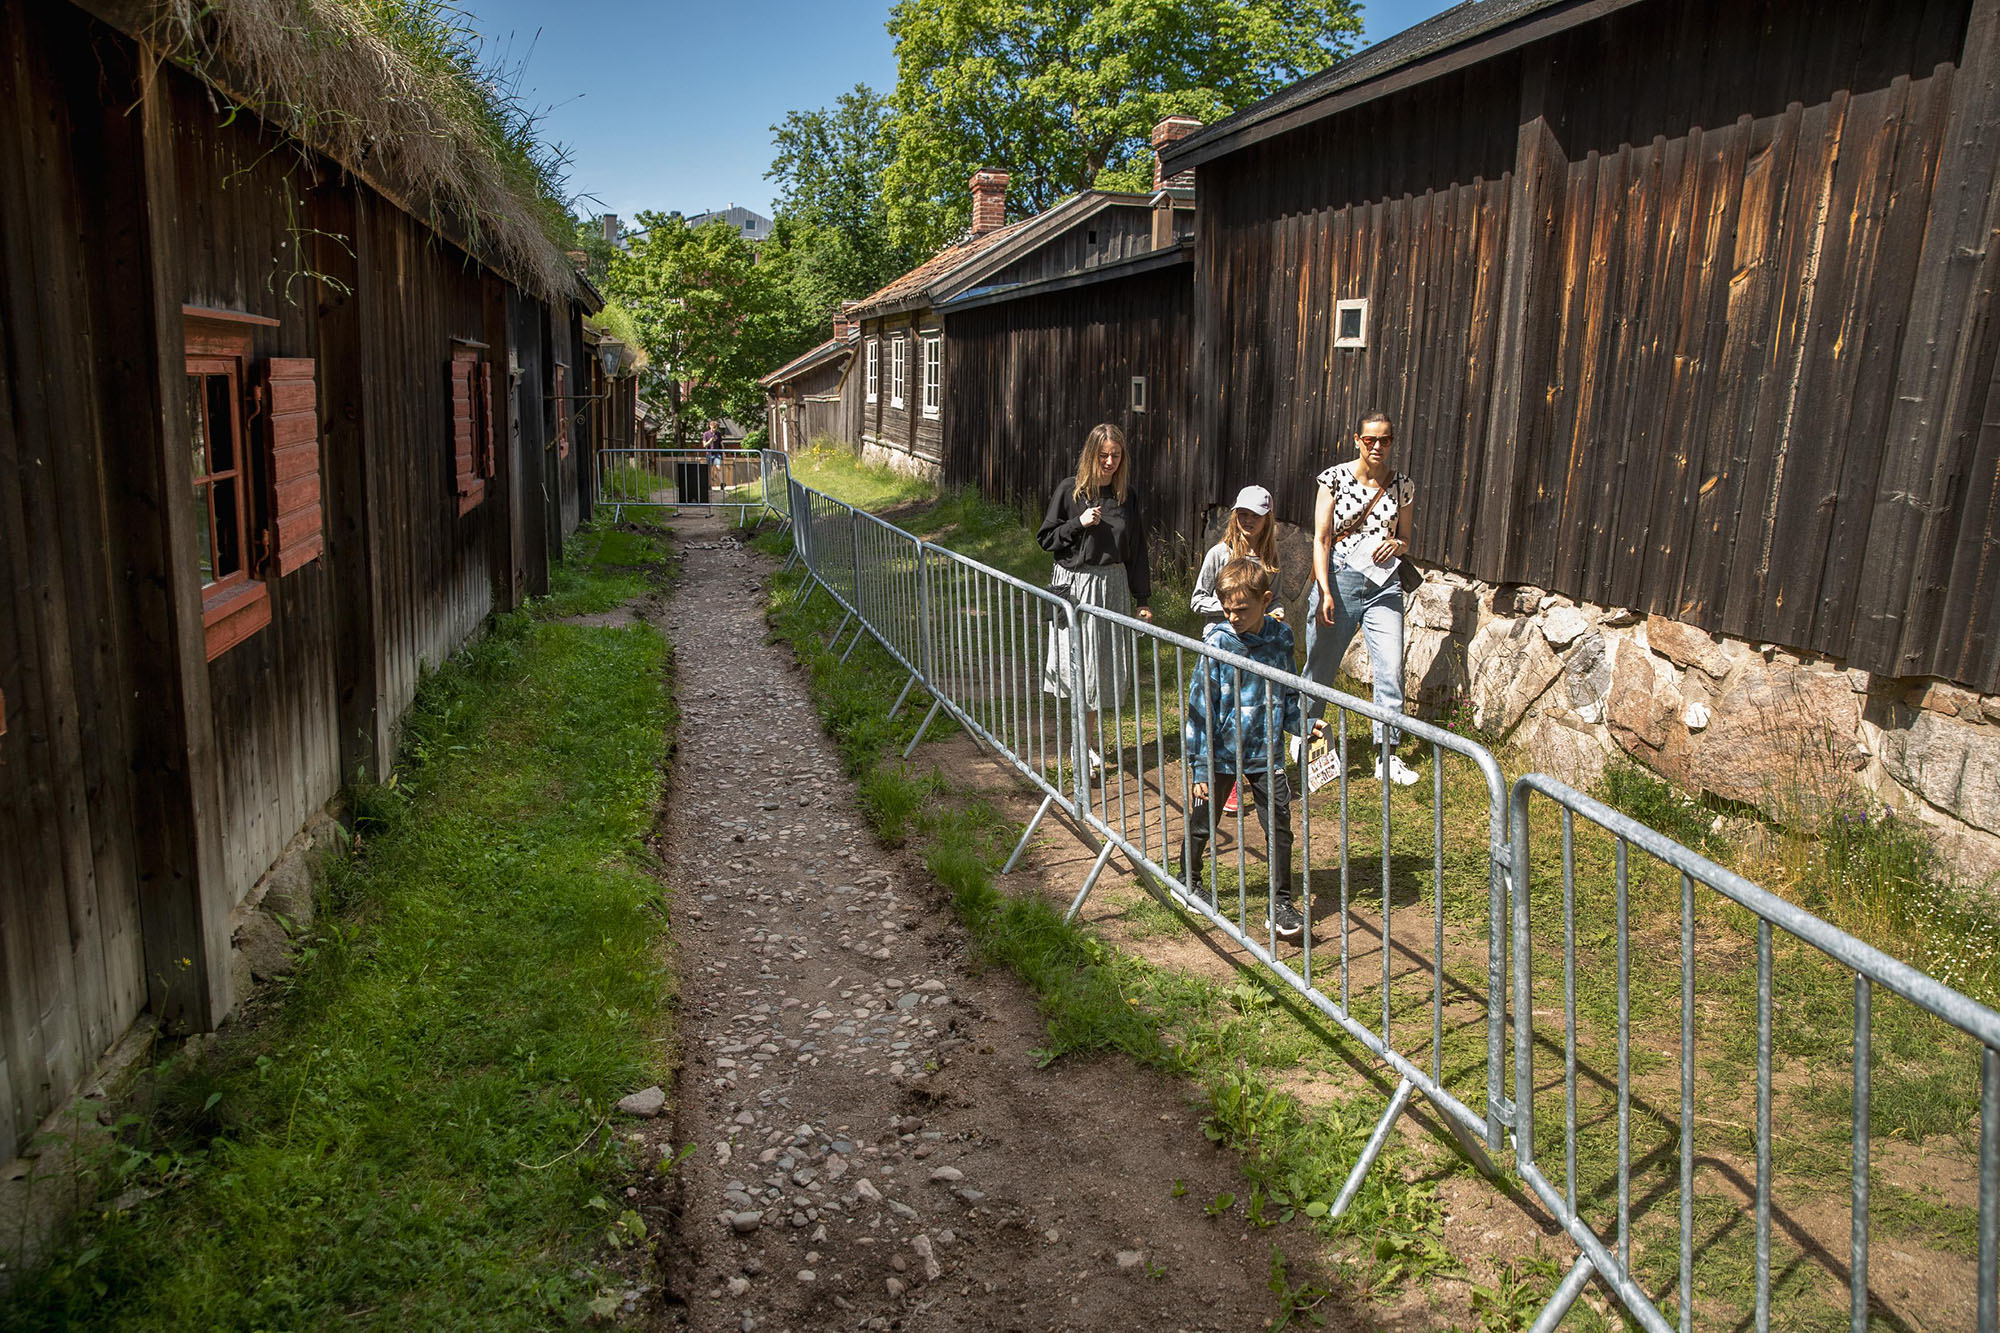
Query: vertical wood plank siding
1196 0 1997 690
943 263 1198 549
0 3 584 1156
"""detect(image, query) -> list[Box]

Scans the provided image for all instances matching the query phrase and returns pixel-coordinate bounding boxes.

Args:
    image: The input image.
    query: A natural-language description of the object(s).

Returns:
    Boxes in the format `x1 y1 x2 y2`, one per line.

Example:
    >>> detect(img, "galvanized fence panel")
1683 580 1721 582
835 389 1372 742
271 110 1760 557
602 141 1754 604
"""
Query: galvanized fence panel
766 465 1999 1333
1508 774 2000 1333
900 543 1086 834
598 448 764 522
1063 603 1511 1196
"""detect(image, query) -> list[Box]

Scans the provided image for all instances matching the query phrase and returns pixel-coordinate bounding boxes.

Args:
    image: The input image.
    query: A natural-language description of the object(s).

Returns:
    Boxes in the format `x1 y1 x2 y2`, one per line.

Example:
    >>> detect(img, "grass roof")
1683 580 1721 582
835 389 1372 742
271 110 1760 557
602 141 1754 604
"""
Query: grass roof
153 0 581 301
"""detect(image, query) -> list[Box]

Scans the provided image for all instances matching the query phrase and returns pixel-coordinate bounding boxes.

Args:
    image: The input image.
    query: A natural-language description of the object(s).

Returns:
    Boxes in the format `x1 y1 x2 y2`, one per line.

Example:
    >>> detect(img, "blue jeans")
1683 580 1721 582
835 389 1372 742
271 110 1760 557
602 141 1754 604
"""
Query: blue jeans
1303 568 1405 745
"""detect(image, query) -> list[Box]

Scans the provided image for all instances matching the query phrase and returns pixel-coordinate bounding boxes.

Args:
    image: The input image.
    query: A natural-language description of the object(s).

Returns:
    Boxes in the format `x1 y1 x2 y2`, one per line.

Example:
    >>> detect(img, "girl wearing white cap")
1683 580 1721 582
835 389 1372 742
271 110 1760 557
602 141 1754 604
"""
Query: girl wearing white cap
1190 484 1284 811
1191 484 1285 622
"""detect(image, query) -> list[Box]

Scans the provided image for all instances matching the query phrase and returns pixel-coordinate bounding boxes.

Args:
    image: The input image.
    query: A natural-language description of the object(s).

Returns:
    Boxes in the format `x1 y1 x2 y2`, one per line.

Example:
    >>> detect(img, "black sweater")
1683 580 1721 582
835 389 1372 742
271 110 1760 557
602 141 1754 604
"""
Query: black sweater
1037 483 1151 607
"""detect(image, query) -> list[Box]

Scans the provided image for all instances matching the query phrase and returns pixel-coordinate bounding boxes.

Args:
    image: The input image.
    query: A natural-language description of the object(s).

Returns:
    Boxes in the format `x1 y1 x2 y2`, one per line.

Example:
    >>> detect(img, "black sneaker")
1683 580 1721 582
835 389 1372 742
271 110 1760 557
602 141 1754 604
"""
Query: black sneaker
1268 900 1305 943
1173 858 1203 895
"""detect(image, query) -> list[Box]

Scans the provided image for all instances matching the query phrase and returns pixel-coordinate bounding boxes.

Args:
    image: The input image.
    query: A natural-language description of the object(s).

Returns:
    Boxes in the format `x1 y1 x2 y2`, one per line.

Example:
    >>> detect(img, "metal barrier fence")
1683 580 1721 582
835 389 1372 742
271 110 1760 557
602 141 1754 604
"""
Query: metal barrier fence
762 451 2000 1332
598 448 765 522
1508 775 2000 1333
1062 603 1510 1202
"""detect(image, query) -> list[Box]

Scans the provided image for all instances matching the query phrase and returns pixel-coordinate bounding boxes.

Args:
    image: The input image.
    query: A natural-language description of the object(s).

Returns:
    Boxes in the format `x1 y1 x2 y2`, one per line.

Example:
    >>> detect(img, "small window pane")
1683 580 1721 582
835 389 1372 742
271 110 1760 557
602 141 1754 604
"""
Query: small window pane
211 477 241 579
194 481 214 584
187 375 208 479
205 374 236 472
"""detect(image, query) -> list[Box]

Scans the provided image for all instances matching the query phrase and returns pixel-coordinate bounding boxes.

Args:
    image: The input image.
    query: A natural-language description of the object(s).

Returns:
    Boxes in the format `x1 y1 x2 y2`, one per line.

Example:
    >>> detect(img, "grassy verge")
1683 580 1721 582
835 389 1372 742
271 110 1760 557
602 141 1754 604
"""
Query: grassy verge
5 524 678 1331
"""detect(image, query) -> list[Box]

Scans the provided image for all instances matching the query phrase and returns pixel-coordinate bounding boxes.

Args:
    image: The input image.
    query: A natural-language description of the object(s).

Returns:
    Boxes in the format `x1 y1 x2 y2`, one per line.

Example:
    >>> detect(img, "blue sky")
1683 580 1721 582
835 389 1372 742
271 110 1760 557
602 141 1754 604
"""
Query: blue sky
463 1 1459 223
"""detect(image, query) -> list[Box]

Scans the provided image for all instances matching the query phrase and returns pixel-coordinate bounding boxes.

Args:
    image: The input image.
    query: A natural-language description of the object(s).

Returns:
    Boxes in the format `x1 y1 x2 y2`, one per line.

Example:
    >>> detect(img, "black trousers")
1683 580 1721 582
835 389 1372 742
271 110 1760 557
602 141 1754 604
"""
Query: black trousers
1185 769 1294 899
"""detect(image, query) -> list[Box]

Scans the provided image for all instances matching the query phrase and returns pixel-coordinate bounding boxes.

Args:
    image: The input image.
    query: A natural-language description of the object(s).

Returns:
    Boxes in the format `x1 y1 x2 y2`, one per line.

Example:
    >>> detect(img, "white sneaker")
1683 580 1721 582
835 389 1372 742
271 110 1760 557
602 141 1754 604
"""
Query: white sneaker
1374 754 1420 786
1088 748 1104 776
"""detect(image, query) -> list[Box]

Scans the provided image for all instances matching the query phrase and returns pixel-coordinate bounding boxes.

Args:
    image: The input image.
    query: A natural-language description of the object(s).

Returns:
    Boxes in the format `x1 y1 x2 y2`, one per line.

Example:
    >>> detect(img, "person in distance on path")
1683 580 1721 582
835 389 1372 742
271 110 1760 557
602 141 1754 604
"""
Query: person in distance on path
1190 482 1288 815
1179 557 1327 944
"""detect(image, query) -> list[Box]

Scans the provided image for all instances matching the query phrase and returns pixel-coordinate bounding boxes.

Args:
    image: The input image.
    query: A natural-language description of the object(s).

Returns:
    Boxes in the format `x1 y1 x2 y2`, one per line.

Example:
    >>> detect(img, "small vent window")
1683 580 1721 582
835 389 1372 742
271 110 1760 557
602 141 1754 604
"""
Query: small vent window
1130 375 1147 413
1335 298 1368 349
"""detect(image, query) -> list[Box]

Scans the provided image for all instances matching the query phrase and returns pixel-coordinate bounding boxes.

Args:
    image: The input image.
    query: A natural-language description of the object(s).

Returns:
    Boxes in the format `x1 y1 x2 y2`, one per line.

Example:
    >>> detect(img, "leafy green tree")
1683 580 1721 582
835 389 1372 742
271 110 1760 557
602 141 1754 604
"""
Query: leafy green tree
603 214 783 439
570 213 620 285
882 0 1361 254
761 86 919 363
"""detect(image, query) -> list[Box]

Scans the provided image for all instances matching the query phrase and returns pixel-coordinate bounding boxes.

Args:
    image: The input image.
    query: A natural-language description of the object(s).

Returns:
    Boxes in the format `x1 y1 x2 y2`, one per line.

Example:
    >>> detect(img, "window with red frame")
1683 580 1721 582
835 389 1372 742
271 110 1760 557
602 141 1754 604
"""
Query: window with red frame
451 344 493 513
185 312 272 658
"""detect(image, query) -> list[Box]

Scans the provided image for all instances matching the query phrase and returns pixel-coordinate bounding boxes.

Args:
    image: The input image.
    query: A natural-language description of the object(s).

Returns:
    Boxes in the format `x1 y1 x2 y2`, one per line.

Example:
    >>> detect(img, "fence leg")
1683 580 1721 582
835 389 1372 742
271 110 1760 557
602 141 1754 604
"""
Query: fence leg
1063 840 1117 924
796 576 817 609
779 546 799 575
825 609 853 649
1330 1077 1415 1220
1003 794 1056 874
901 700 942 758
1527 1254 1597 1333
838 624 866 664
888 670 919 720
1441 1110 1501 1179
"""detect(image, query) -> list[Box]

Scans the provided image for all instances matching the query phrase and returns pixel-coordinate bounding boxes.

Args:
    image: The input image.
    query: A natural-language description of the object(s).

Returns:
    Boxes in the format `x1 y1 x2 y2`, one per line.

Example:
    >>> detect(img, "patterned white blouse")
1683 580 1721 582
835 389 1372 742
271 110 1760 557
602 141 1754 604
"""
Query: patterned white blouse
1316 460 1414 562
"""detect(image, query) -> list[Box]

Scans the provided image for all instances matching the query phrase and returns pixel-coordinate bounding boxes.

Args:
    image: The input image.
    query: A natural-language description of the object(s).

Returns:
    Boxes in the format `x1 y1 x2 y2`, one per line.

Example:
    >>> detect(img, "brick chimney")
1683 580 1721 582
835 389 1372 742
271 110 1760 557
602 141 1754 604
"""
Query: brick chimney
1150 117 1202 191
969 168 1010 237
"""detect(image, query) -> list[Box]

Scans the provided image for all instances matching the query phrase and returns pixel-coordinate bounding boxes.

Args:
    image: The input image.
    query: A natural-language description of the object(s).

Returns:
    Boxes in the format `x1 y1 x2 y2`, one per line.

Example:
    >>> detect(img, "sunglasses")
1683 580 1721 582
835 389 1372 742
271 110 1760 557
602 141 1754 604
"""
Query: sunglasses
1357 434 1394 445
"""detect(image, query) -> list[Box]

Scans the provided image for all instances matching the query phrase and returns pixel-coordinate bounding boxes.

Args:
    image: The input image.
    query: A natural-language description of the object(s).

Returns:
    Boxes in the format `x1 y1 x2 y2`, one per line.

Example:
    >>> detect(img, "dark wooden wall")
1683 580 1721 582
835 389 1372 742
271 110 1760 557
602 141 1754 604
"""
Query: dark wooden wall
1197 0 1999 690
0 2 588 1159
981 203 1189 289
943 260 1197 553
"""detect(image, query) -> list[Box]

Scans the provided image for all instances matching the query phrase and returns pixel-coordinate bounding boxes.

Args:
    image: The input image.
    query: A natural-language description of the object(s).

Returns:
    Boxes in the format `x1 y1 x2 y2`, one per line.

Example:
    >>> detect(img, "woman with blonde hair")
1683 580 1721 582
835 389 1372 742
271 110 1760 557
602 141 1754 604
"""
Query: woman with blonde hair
1038 423 1154 775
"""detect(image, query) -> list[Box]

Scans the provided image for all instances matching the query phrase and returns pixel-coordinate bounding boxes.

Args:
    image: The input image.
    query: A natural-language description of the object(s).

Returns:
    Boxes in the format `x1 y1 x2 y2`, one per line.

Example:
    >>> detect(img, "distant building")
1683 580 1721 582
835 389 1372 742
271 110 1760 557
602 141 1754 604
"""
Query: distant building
686 205 773 243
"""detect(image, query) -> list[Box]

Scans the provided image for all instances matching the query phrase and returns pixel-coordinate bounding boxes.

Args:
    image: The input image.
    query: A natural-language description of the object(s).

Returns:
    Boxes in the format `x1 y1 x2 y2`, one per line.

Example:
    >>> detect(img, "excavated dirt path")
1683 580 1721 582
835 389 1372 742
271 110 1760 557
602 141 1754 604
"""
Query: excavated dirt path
640 516 1366 1333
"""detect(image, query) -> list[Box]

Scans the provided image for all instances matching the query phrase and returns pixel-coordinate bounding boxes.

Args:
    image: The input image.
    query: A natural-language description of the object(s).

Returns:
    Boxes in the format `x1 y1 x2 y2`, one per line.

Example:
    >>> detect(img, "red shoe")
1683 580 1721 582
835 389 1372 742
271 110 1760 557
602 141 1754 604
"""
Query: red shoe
1221 780 1241 814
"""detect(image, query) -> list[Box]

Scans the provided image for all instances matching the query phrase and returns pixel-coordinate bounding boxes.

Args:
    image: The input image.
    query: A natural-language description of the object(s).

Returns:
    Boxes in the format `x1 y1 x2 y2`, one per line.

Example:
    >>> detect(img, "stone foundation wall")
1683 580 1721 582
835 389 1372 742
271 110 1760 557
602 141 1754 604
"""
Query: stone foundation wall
1217 515 2000 888
858 437 941 483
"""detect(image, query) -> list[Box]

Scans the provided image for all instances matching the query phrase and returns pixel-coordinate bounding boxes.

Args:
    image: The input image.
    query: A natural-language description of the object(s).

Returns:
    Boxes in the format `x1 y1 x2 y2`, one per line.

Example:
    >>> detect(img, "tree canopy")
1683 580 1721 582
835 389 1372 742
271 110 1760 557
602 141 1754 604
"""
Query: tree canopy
759 86 920 365
881 0 1362 254
602 213 783 436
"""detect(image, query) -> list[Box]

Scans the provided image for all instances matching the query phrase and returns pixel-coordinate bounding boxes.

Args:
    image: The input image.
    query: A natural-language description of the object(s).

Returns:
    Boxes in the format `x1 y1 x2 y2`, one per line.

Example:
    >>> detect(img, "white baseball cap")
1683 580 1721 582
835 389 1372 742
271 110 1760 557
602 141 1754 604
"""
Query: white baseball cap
1232 485 1274 516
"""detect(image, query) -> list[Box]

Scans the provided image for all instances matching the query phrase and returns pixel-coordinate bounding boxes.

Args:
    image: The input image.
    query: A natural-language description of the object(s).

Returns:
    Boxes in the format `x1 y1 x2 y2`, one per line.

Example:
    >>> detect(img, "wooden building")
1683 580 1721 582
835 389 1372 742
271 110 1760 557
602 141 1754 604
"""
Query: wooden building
760 333 858 454
938 243 1199 547
0 0 598 1159
833 170 1194 476
1163 0 2000 692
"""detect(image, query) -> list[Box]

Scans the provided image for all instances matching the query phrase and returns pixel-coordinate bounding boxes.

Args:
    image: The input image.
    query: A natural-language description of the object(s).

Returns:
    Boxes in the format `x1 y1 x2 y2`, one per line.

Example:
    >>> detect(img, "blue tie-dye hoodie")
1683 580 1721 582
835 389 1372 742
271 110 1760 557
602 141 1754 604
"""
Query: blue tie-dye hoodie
1182 616 1305 783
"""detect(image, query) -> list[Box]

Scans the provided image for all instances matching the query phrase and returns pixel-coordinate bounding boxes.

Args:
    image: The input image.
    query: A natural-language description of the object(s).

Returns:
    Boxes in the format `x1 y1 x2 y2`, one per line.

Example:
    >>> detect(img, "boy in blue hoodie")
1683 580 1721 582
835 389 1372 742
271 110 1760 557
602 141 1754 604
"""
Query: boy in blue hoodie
1178 558 1326 942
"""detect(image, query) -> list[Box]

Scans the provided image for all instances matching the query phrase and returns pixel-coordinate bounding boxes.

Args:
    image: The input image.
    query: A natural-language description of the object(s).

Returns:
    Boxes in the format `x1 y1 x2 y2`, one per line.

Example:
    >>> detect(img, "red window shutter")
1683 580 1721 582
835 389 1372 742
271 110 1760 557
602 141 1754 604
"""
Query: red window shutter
555 364 570 459
452 351 484 513
262 357 323 573
479 360 496 478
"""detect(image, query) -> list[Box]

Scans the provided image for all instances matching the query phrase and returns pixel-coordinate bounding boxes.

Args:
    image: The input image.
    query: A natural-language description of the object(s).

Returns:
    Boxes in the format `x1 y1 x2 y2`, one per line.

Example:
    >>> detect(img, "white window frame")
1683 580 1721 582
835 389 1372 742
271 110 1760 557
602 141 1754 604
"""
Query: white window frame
1334 297 1369 349
1130 375 1147 413
890 335 907 409
920 333 942 419
865 339 879 403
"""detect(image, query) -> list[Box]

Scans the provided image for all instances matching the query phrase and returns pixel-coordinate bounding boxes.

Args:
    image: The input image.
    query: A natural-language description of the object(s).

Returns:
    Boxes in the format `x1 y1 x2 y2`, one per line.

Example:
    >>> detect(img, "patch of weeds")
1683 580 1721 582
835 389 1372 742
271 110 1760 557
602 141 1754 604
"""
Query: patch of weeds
9 567 677 1329
538 520 676 618
1267 1246 1335 1330
1467 1248 1562 1332
1595 759 1718 852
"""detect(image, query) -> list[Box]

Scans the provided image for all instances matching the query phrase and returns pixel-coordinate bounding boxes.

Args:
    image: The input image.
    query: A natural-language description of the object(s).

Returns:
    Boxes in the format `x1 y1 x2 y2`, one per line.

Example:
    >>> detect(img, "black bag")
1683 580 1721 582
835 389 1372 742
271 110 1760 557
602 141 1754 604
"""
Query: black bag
1396 557 1424 596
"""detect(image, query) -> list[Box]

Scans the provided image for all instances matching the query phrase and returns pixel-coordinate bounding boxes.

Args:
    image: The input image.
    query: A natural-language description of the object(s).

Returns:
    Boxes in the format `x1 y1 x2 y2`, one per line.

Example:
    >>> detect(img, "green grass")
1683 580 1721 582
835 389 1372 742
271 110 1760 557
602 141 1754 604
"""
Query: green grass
782 441 937 513
5 528 677 1331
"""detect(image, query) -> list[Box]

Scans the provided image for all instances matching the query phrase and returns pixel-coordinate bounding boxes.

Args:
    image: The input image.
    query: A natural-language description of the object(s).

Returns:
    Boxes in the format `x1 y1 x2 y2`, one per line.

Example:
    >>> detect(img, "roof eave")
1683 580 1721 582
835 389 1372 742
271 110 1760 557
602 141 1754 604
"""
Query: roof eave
1160 0 1632 173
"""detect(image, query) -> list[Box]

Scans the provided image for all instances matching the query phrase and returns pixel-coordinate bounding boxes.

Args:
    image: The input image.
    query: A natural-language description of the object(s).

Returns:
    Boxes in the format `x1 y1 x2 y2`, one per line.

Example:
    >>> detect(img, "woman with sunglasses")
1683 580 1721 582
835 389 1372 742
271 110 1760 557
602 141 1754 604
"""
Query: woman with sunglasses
1302 410 1419 785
